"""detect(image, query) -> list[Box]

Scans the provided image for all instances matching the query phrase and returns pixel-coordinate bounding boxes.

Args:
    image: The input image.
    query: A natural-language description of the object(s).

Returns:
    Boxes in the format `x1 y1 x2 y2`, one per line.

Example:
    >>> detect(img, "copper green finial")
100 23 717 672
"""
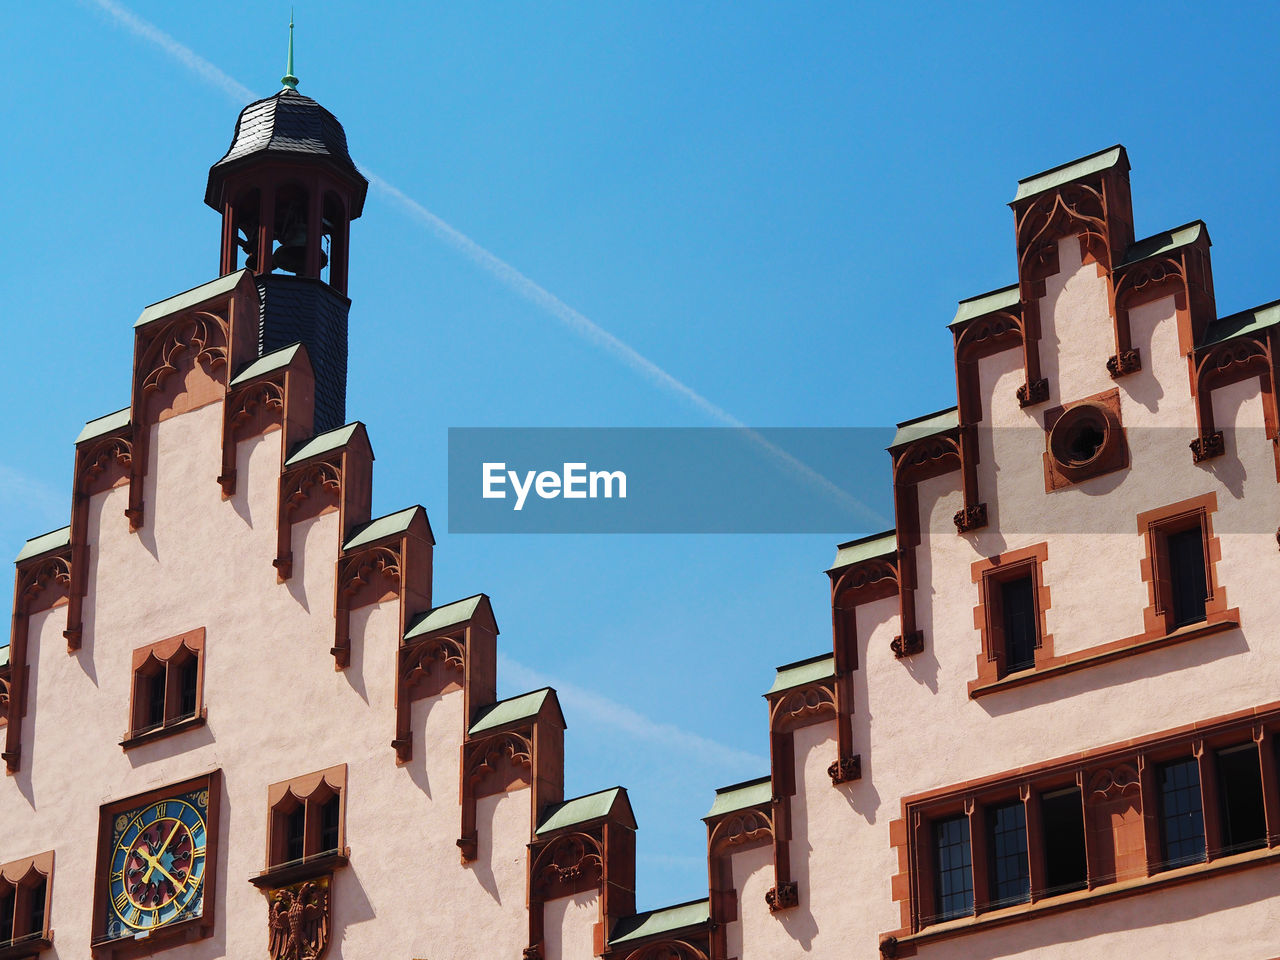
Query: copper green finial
281 10 299 91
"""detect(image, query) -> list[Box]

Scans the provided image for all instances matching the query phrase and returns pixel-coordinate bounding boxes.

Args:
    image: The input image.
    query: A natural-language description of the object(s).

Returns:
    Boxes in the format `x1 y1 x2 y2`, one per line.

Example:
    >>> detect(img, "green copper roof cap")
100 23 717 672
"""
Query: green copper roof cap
15 526 71 563
1119 221 1207 266
950 284 1020 329
1013 145 1127 203
284 422 366 467
890 407 959 449
135 271 253 328
610 900 711 947
342 506 423 552
829 529 896 572
230 343 304 387
404 594 490 641
705 776 772 819
281 10 299 90
766 652 835 696
536 787 635 835
77 407 131 444
1200 299 1280 350
469 688 565 735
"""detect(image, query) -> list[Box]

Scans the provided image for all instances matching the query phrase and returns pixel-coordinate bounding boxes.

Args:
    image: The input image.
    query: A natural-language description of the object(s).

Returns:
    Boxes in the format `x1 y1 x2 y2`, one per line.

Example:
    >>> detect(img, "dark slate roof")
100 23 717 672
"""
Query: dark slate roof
205 89 367 211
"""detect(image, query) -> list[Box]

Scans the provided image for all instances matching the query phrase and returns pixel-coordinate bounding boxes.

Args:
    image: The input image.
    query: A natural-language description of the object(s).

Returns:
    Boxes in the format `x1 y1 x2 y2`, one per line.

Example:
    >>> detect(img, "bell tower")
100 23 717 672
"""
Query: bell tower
204 18 368 432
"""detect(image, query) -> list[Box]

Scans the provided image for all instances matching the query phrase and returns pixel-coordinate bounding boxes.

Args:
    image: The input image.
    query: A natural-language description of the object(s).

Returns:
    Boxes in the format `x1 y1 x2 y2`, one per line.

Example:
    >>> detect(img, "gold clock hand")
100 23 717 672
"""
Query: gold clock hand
142 821 182 883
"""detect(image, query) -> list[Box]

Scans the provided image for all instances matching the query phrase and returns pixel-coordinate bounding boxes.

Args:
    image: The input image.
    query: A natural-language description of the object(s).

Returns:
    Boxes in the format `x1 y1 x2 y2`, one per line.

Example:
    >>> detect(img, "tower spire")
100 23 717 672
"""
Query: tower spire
281 9 299 91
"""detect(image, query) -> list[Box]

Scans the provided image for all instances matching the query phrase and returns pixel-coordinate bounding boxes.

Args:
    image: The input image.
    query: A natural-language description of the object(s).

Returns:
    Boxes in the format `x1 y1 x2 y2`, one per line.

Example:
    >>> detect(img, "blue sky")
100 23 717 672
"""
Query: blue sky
5 1 1280 908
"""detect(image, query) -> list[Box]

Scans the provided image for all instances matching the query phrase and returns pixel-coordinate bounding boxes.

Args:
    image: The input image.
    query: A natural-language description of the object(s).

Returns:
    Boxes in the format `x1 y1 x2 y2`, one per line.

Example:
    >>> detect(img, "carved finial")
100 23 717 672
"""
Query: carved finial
281 9 299 91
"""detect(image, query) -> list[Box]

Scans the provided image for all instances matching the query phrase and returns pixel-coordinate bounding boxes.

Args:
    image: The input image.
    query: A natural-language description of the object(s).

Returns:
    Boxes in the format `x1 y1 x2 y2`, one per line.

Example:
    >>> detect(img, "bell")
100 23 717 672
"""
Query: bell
271 225 329 275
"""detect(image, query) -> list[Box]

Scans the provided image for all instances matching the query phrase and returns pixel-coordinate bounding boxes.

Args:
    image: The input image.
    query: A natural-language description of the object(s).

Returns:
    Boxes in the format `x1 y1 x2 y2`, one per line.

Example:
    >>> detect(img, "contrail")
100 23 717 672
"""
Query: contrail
84 0 255 103
498 654 767 772
80 0 887 529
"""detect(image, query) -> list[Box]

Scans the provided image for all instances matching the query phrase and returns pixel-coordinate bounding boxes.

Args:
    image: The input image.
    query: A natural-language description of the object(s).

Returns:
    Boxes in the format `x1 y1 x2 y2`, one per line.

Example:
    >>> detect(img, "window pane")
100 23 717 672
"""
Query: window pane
1040 788 1087 894
320 796 340 853
1217 744 1266 854
286 806 306 862
178 658 199 719
146 671 166 729
987 801 1030 907
1167 527 1207 627
1158 758 1206 868
25 879 44 936
0 887 13 941
933 815 973 922
1001 575 1036 672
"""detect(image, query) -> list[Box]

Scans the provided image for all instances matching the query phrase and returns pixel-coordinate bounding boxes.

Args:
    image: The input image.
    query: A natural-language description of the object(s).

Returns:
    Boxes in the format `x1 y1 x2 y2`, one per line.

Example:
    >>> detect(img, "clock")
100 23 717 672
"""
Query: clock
97 773 219 945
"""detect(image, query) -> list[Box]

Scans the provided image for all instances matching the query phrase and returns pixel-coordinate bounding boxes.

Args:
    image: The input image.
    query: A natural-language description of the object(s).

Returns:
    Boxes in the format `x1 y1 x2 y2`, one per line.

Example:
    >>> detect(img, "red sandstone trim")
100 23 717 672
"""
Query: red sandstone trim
1041 388 1128 491
968 543 1052 694
884 701 1280 947
1137 492 1233 637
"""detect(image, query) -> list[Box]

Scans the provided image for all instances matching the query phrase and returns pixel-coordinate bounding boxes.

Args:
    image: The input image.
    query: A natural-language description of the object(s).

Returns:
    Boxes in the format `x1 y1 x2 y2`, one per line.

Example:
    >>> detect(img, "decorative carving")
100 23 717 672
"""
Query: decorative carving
17 554 72 610
952 502 987 533
267 878 330 960
894 435 961 483
827 754 862 785
1087 763 1141 803
1115 256 1183 303
139 311 230 399
466 731 533 787
283 461 342 515
771 683 837 730
956 310 1023 359
834 558 897 596
531 832 603 898
400 634 464 691
623 941 710 960
1016 182 1109 277
227 380 284 432
709 809 773 855
1196 335 1270 390
0 669 10 725
79 435 133 489
1190 431 1225 463
879 936 900 958
891 631 923 659
1016 377 1049 407
1106 349 1142 378
523 947 542 960
337 546 402 600
333 545 403 667
765 880 799 912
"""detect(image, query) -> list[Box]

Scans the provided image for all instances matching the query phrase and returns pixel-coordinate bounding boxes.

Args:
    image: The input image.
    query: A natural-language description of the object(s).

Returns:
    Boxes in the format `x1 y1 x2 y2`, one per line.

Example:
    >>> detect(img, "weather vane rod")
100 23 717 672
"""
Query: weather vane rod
281 8 299 91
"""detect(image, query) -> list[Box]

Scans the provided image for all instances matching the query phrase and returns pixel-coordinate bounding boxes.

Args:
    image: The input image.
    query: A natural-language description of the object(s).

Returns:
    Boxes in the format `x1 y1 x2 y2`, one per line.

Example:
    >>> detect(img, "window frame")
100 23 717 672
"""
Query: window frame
1138 494 1230 638
890 708 1280 945
254 764 349 888
122 628 206 748
970 543 1053 690
0 852 53 956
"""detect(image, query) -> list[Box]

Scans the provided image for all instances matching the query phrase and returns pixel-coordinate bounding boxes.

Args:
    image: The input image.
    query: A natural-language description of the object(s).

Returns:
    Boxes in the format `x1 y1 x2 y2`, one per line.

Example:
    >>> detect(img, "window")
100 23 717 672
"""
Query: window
1000 577 1036 673
0 852 53 952
986 802 1030 908
1216 743 1266 855
1139 494 1230 638
1039 788 1087 894
933 816 973 922
970 543 1051 689
1166 527 1207 627
261 764 348 881
891 707 1280 941
1157 757 1206 869
124 628 206 746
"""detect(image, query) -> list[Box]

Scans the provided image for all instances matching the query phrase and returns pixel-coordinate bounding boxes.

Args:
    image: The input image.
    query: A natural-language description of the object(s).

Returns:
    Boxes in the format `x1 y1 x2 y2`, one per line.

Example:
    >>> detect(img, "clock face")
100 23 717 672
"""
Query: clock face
106 787 208 937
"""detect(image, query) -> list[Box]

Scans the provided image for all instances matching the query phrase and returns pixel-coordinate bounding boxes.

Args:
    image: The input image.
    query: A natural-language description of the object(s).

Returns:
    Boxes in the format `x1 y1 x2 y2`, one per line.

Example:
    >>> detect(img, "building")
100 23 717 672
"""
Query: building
2 68 1279 960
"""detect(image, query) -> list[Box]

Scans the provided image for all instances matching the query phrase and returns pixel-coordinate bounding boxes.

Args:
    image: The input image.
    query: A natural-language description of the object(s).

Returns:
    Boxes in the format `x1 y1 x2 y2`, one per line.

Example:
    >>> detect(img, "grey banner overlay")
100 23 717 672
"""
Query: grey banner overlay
447 428 1274 534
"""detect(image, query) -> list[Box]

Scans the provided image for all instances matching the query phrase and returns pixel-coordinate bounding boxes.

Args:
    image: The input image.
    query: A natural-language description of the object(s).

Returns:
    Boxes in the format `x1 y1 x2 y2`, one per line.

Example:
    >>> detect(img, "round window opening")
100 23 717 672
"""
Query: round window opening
1050 405 1111 468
